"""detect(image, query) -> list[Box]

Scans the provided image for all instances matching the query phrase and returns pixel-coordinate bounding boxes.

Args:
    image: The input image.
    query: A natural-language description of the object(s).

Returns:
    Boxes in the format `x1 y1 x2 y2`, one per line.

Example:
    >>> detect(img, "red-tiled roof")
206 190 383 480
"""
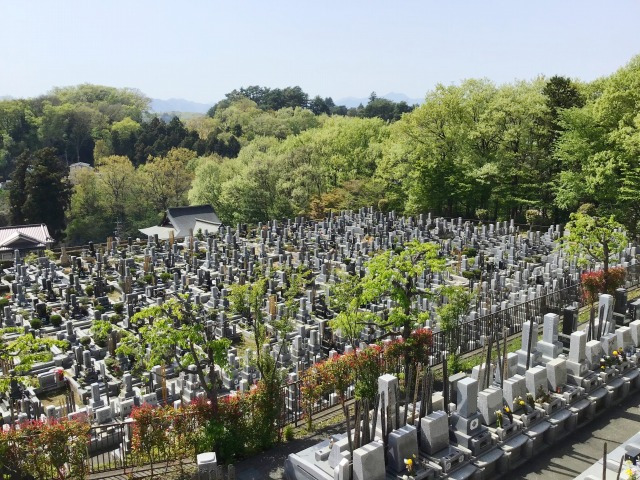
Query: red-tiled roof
0 224 52 251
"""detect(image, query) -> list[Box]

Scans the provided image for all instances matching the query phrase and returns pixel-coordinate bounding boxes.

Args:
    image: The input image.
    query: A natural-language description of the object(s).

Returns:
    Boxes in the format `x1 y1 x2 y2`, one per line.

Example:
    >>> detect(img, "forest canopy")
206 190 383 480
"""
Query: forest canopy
2 55 640 244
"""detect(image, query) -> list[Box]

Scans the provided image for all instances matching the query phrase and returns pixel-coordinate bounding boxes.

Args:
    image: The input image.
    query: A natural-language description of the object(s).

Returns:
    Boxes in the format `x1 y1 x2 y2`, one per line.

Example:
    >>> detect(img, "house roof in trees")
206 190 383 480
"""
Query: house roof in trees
138 225 178 241
69 162 92 169
160 205 221 238
0 224 53 252
194 219 221 235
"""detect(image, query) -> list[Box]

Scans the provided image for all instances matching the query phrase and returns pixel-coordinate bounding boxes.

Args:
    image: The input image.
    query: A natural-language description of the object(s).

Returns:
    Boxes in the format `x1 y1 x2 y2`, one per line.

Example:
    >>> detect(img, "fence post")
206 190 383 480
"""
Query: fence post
294 381 299 428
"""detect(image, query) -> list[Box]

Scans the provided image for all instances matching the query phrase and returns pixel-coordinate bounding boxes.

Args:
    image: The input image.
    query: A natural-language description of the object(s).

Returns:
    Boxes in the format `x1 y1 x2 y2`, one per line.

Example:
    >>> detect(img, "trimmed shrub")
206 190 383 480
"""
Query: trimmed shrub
50 314 63 327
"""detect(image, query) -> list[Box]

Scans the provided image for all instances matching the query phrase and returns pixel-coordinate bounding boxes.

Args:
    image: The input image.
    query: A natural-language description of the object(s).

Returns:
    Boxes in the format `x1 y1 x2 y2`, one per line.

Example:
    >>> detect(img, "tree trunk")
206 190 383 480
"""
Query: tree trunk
208 365 218 409
188 341 216 405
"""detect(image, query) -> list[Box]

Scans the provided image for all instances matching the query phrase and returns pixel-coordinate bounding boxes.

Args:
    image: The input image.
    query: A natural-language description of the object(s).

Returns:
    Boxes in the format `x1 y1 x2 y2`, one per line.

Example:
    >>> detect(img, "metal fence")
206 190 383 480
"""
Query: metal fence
86 422 129 474
280 263 640 427
4 267 638 478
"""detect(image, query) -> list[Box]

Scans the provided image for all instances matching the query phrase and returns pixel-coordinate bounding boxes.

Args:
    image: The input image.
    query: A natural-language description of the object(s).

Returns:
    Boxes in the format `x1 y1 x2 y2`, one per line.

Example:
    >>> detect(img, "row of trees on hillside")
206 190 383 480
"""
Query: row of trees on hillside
4 56 640 244
65 148 196 244
191 59 640 239
0 84 414 176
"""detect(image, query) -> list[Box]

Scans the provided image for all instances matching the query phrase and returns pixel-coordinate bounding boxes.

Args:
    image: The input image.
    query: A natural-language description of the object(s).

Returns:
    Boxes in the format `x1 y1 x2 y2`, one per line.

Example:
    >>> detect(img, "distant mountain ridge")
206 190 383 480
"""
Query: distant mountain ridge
4 92 423 112
335 92 423 109
149 92 423 114
150 98 213 114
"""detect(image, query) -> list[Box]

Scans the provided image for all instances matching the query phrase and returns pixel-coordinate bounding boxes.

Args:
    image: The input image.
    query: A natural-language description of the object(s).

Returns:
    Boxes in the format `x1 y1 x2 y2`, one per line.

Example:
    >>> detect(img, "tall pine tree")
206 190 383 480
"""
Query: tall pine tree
618 162 640 241
10 148 71 241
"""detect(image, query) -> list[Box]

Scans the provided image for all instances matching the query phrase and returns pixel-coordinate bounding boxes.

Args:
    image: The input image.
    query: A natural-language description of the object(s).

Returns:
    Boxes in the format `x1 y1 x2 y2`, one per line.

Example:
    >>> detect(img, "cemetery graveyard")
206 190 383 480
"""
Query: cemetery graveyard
1 208 639 479
286 304 640 480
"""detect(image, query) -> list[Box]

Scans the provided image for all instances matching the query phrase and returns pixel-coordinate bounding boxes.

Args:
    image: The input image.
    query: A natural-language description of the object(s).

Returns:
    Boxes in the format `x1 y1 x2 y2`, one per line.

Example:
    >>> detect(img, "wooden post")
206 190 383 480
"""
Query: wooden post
353 400 361 449
404 366 412 426
525 316 535 370
484 331 493 390
478 341 487 388
616 454 624 479
411 365 421 425
494 331 502 388
428 368 434 414
361 398 370 445
443 354 449 414
344 403 353 457
371 393 380 446
502 327 508 388
395 383 400 430
380 392 386 452
161 366 167 405
602 442 607 480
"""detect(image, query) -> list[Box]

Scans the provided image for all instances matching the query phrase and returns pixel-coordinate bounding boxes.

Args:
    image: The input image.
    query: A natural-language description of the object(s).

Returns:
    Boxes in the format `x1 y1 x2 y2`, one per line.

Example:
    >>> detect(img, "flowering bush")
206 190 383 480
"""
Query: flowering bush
624 460 640 480
581 266 626 304
129 400 217 477
323 353 356 403
0 419 90 480
131 404 171 477
198 393 250 462
353 344 384 402
299 329 433 428
194 381 284 462
300 362 331 429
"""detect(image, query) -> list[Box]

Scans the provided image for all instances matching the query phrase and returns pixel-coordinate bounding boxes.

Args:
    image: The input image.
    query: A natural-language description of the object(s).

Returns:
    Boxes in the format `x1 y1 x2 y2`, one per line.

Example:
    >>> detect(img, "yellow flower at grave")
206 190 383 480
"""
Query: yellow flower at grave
404 458 414 472
613 350 619 356
518 400 525 406
504 406 510 413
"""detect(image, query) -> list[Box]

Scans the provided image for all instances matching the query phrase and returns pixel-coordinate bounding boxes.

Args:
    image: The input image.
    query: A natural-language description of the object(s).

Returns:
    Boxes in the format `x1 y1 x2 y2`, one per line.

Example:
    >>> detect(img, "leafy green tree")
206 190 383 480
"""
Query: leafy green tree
39 103 107 164
9 148 71 240
554 56 640 215
110 116 142 158
0 99 39 175
559 212 627 274
329 273 374 347
95 155 138 221
309 96 332 115
48 84 149 122
481 79 551 218
618 162 640 240
132 116 200 165
363 97 413 122
542 75 585 146
119 296 230 405
66 168 112 244
381 83 472 216
436 285 474 373
0 327 69 392
218 155 282 223
188 154 241 219
230 274 287 447
141 147 196 211
361 240 445 339
216 85 309 111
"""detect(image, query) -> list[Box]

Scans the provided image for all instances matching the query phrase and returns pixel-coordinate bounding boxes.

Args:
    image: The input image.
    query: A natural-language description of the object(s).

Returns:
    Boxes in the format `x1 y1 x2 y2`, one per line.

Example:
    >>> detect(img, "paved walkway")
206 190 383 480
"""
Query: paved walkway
234 391 640 480
235 420 347 480
512 390 640 479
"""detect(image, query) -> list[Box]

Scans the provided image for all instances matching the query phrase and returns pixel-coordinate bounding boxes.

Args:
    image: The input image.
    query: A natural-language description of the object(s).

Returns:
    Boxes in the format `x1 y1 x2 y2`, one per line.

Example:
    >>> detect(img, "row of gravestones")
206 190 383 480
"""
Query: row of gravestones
286 294 640 480
0 209 637 429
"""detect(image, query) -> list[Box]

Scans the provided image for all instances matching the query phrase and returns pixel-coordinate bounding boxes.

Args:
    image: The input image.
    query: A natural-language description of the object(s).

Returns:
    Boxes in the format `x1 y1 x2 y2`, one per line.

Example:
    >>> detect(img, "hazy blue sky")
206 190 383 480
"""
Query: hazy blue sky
1 1 639 103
